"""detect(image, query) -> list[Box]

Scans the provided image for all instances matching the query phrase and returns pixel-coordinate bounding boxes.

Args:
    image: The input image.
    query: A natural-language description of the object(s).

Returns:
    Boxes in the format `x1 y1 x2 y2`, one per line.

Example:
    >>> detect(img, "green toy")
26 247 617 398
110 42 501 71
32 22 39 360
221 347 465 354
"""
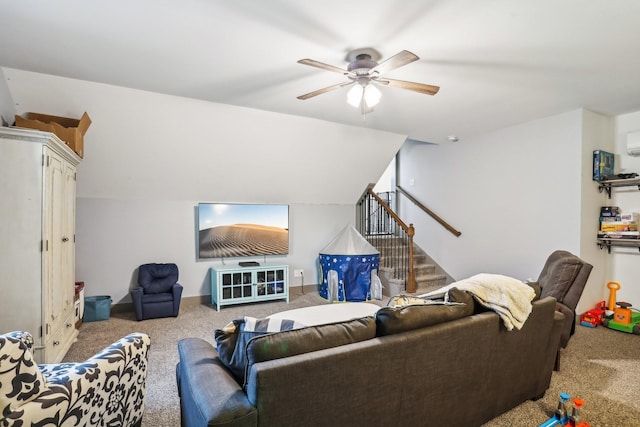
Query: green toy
603 305 640 334
602 282 640 334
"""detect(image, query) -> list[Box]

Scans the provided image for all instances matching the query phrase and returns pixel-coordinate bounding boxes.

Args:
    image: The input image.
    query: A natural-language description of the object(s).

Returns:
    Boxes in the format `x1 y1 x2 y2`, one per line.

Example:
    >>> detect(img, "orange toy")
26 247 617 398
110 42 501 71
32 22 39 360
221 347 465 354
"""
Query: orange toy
613 302 633 324
607 281 621 311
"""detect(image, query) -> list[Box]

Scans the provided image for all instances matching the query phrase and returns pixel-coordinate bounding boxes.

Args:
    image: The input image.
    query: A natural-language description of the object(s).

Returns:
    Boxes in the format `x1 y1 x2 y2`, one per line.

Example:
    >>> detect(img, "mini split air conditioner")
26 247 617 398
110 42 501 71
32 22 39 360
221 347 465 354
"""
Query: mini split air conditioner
627 130 640 156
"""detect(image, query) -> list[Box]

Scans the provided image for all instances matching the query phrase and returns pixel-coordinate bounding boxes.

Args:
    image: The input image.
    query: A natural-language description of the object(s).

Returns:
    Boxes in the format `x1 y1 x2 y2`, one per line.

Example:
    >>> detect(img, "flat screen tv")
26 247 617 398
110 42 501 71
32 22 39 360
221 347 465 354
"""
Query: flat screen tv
198 203 289 259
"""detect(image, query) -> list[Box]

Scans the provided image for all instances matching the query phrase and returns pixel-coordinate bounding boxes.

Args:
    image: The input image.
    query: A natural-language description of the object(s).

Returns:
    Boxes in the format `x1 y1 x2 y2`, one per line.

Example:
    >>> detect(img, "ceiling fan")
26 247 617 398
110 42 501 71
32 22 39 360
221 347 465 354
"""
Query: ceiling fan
297 48 439 114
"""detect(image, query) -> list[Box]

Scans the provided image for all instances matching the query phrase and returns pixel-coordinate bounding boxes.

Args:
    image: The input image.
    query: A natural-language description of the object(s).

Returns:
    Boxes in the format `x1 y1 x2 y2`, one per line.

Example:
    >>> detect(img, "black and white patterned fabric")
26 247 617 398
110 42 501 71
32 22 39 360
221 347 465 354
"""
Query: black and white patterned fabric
0 331 150 427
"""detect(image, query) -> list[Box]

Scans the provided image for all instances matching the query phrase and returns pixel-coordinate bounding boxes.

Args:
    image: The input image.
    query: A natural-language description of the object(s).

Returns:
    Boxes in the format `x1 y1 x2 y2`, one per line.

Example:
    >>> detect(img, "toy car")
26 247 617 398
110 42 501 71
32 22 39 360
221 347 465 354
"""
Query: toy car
579 301 606 328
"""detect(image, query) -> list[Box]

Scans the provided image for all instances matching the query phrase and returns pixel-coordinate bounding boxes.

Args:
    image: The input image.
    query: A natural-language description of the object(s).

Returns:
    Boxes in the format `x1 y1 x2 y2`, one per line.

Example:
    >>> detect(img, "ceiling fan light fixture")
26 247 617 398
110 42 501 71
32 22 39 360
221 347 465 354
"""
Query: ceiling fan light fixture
298 49 438 114
347 83 381 110
347 84 364 107
364 84 381 107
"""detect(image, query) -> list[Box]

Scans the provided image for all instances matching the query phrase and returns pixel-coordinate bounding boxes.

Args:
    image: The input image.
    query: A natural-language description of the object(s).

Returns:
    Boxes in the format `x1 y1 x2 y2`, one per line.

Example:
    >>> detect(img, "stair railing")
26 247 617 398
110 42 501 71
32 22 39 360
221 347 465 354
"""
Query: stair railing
356 186 416 293
396 185 462 237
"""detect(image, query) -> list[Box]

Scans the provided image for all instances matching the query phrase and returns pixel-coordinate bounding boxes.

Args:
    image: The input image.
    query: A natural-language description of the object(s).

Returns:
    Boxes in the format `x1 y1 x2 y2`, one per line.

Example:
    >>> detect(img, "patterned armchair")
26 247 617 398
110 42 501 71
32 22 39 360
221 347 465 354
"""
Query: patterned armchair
0 331 150 427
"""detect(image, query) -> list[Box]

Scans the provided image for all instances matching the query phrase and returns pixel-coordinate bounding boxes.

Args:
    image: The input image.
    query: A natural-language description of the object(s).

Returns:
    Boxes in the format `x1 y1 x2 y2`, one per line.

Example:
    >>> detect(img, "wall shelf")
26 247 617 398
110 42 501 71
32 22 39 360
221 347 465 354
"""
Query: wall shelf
597 177 640 199
597 238 640 253
596 176 640 252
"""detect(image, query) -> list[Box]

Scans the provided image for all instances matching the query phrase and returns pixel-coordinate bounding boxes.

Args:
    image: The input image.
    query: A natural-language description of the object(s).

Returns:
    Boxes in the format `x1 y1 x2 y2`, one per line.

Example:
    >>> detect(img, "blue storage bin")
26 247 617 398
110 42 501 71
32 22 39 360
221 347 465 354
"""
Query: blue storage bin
84 295 112 322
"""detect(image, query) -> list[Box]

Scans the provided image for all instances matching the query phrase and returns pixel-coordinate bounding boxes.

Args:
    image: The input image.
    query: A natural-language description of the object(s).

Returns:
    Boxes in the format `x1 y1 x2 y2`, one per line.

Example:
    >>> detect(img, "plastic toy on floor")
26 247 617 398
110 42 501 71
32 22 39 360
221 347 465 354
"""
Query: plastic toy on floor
600 281 640 334
579 300 606 328
603 300 640 334
606 281 621 312
539 393 590 427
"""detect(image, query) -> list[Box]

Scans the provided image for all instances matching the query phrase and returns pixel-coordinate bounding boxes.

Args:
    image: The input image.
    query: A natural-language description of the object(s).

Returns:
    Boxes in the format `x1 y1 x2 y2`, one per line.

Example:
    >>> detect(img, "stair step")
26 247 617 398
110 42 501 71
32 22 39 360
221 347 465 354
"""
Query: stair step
379 255 429 266
367 235 452 296
414 264 436 276
413 273 447 295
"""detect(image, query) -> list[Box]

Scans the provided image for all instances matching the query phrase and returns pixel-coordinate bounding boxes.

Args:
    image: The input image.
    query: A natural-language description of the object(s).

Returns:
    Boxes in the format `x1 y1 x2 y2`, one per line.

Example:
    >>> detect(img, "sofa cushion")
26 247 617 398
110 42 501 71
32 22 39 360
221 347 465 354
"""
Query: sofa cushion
138 263 178 294
375 288 474 336
0 332 48 412
215 316 305 381
537 257 581 301
244 316 377 387
387 294 444 306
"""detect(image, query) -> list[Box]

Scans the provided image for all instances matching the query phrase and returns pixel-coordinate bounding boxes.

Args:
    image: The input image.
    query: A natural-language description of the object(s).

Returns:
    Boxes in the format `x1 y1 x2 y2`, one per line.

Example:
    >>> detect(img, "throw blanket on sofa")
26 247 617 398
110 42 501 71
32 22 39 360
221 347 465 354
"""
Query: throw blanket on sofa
420 273 536 330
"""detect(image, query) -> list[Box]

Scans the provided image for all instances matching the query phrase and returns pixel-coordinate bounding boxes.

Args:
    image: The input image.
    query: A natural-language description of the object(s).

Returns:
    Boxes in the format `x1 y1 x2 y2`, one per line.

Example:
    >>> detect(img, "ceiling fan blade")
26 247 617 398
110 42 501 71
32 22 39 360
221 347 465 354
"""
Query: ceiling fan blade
371 50 419 75
297 81 354 100
298 58 348 74
378 78 440 95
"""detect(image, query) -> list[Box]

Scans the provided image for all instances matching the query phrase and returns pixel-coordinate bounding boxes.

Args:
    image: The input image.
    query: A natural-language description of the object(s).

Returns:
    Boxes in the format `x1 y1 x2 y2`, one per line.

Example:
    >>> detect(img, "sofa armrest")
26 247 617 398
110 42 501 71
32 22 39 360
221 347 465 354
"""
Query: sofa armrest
130 287 144 321
177 338 257 427
19 333 150 427
172 283 184 316
172 283 184 298
555 302 575 348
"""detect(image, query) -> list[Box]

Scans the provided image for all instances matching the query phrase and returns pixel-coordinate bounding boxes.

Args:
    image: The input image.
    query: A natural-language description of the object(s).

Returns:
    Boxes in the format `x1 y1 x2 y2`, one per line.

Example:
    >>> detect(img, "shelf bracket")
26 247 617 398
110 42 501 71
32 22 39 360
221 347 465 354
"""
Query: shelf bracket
597 241 612 253
598 182 612 199
597 240 640 253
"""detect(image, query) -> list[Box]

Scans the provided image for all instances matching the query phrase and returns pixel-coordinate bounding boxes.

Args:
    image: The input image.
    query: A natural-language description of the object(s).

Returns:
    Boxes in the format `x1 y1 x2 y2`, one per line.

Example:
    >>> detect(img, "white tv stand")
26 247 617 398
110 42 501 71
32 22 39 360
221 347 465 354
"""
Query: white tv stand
210 263 289 311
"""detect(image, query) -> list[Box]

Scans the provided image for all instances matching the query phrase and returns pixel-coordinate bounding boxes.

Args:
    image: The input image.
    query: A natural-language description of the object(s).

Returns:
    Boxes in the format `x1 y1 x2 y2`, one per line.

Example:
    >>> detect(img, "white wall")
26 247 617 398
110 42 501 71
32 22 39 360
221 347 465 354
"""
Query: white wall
4 68 404 204
578 110 614 312
397 109 612 312
0 68 16 126
76 199 353 303
608 110 640 307
5 68 407 303
373 158 395 193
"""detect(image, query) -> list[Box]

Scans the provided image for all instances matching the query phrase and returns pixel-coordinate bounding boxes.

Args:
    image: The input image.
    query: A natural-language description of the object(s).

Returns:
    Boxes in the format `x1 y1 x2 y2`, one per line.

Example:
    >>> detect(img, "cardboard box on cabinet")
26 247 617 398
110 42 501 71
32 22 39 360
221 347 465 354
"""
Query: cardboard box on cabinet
14 112 91 157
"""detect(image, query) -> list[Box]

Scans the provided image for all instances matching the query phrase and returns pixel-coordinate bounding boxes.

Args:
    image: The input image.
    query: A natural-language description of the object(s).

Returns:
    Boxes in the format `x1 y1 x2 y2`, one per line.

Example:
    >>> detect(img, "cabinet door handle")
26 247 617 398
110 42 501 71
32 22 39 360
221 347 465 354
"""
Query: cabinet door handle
66 322 73 328
53 340 60 346
62 237 69 242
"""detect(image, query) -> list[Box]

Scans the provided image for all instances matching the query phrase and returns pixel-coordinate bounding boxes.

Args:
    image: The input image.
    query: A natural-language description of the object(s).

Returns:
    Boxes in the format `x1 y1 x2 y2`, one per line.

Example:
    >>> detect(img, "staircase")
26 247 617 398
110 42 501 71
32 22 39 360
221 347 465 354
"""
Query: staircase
375 237 450 295
412 245 450 293
357 185 459 296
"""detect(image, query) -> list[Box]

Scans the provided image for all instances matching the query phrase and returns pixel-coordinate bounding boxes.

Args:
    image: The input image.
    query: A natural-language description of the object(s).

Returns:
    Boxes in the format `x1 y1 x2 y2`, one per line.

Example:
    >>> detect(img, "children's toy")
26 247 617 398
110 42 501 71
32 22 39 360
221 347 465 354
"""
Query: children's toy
600 281 640 334
571 398 590 427
539 393 591 427
603 301 640 334
540 392 570 426
606 281 621 312
614 301 633 324
579 301 606 328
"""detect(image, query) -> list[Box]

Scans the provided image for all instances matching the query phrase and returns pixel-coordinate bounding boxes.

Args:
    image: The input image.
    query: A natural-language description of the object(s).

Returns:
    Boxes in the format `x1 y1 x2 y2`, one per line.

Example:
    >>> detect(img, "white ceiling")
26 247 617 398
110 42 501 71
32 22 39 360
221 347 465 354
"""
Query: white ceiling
2 0 640 143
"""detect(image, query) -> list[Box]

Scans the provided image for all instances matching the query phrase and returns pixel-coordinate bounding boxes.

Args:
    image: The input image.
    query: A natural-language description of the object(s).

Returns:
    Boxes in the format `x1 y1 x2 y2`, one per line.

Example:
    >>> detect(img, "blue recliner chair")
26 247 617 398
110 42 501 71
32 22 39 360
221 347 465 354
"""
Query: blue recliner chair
131 263 183 321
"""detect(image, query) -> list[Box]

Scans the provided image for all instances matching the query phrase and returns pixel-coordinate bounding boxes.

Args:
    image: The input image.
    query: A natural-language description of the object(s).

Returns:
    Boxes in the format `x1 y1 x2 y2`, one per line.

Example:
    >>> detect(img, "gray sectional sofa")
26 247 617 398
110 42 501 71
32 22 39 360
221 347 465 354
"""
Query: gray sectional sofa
176 288 563 427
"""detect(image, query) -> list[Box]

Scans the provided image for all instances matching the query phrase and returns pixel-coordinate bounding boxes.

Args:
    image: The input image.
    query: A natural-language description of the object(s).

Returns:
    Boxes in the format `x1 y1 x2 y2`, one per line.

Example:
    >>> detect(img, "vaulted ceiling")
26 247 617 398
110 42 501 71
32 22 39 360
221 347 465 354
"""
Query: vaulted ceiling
2 0 640 143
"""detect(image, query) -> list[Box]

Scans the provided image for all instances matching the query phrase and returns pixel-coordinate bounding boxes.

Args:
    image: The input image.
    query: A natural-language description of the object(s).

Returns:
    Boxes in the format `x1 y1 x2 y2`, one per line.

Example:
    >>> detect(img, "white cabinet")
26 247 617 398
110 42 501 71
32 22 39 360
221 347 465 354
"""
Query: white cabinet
0 127 80 363
210 264 289 311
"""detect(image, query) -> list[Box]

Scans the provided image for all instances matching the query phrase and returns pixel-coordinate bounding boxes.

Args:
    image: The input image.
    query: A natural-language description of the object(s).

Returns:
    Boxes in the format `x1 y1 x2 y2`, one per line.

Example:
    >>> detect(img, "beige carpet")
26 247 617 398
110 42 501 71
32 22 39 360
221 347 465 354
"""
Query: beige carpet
64 289 640 427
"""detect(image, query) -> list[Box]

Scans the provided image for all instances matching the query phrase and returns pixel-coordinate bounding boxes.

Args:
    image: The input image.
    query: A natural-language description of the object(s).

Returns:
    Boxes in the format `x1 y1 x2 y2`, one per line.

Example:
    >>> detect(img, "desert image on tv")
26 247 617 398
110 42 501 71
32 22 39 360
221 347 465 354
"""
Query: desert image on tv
199 224 289 258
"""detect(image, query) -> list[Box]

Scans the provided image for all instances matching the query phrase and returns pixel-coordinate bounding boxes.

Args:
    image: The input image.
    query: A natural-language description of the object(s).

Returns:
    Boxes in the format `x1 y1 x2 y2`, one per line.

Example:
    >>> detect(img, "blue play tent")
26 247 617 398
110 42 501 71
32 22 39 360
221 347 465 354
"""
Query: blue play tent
318 225 380 302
